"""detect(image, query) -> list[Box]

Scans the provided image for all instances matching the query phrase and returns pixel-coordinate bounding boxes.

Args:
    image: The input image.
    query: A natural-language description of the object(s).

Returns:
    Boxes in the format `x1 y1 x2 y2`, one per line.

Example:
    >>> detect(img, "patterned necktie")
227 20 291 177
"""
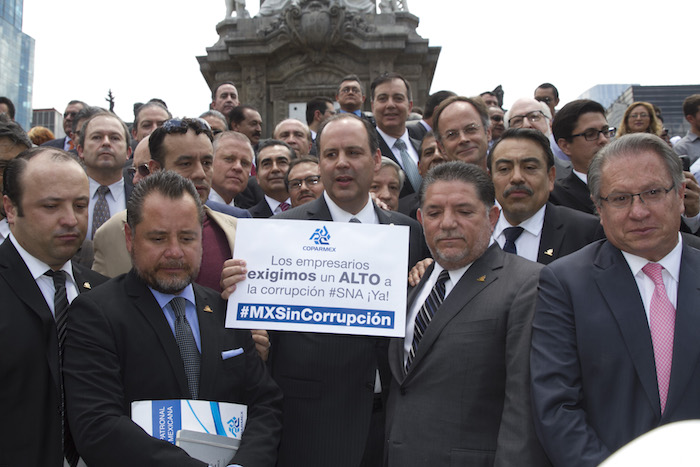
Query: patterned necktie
502 226 524 254
44 270 79 467
349 217 361 223
170 297 201 399
394 138 422 192
642 262 676 413
406 269 450 372
91 185 111 238
279 201 291 212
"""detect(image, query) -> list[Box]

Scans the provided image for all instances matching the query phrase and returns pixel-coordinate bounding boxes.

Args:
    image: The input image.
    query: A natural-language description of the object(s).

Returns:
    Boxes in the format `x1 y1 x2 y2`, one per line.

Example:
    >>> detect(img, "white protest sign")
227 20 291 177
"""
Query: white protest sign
226 218 408 337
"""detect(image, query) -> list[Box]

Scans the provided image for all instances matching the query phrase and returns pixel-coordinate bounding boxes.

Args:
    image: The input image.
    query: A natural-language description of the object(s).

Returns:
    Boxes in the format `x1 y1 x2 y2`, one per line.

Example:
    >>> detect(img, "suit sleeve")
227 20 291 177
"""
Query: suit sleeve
530 265 610 467
494 264 551 467
64 293 206 467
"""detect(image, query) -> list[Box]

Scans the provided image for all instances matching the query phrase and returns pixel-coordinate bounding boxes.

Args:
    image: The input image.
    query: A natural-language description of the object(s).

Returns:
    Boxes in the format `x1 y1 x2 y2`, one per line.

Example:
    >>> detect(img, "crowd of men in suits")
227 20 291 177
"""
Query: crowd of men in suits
2 75 700 467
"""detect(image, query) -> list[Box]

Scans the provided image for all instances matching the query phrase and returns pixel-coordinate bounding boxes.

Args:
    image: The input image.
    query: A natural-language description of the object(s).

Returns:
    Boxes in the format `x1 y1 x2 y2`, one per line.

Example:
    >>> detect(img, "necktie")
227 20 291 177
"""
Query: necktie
642 262 676 413
394 138 422 192
349 217 361 223
91 185 111 238
44 270 79 467
406 269 450 372
502 226 524 254
279 201 290 212
170 297 200 399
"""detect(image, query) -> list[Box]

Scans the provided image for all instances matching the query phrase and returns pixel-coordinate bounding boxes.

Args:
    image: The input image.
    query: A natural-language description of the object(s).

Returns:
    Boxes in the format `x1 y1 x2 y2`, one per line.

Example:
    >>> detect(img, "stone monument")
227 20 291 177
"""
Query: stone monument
198 0 440 135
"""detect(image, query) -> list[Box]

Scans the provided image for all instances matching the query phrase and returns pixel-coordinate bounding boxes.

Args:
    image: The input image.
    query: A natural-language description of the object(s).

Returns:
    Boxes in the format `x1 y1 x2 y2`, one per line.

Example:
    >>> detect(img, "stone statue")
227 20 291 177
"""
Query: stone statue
379 0 408 13
259 0 375 17
225 0 250 18
258 0 297 17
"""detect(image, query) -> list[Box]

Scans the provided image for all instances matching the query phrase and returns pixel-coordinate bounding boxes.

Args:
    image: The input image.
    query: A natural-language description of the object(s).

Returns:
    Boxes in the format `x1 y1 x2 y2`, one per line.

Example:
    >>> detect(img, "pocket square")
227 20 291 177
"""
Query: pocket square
221 348 244 360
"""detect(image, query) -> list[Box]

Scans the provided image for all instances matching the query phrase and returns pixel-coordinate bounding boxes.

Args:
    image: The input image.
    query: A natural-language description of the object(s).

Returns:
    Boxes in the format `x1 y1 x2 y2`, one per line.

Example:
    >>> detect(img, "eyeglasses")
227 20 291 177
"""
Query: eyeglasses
629 113 649 119
599 185 674 209
442 124 483 141
160 118 213 138
64 111 78 119
535 96 552 104
508 110 547 128
127 163 150 178
339 86 362 95
288 175 321 191
490 115 504 123
571 127 616 141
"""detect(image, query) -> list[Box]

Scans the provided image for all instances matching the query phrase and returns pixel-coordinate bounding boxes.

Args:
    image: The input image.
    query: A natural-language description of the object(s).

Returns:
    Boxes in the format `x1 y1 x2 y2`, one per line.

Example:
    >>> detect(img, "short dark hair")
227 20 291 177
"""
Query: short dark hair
3 147 78 216
337 74 363 94
212 81 237 100
127 170 203 230
73 106 109 134
149 118 214 168
488 128 555 170
432 96 490 144
133 101 172 131
424 91 457 119
256 139 296 167
315 113 379 156
0 97 16 119
78 111 130 148
536 83 559 100
370 72 412 101
682 94 700 118
67 100 87 108
228 105 259 128
420 161 494 208
306 97 334 125
588 133 684 203
285 156 319 189
551 99 606 142
0 118 31 149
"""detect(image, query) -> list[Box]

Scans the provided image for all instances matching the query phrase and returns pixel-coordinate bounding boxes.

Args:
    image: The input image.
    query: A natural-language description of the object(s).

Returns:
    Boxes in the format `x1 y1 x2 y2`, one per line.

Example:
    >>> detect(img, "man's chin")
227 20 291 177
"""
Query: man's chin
135 268 196 295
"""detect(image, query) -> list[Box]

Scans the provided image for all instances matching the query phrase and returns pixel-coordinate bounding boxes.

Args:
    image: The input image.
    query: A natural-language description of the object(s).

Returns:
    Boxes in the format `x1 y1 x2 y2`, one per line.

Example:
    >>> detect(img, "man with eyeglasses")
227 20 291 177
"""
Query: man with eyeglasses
505 97 572 180
531 133 700 467
488 106 506 145
335 74 368 118
431 96 491 170
42 100 86 151
285 156 323 207
534 83 560 117
248 140 294 218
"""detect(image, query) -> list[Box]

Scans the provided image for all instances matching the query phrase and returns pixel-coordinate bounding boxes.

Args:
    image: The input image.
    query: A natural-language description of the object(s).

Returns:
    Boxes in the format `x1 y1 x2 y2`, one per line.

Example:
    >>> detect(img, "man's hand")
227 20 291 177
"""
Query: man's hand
251 329 270 362
408 258 433 287
370 191 391 211
683 171 700 217
220 259 247 300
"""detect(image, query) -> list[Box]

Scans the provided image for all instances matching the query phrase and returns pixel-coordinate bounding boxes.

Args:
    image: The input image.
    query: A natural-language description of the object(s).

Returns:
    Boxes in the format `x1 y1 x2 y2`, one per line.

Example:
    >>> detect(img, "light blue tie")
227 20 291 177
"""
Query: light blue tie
394 138 422 192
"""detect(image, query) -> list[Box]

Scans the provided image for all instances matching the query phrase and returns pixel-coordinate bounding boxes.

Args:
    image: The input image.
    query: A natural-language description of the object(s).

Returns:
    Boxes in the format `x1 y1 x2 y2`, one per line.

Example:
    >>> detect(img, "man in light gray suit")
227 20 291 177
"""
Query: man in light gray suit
385 161 550 466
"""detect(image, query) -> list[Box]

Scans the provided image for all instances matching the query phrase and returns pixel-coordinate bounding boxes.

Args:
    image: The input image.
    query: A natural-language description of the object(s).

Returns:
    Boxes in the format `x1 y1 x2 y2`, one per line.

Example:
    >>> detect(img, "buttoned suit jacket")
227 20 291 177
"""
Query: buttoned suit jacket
377 133 422 199
92 203 240 277
0 238 106 467
268 195 426 467
248 198 274 218
531 240 700 467
63 271 283 467
386 245 550 467
549 171 595 215
537 203 605 265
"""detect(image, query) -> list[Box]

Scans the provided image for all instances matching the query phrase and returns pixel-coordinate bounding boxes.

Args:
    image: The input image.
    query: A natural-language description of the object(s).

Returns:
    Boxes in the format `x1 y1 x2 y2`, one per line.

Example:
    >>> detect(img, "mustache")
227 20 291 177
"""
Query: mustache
434 230 465 242
504 184 534 197
55 228 82 237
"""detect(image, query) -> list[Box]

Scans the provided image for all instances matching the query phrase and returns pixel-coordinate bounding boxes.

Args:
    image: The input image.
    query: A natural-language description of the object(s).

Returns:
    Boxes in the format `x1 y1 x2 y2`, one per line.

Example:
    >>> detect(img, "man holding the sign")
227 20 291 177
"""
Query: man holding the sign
268 113 425 467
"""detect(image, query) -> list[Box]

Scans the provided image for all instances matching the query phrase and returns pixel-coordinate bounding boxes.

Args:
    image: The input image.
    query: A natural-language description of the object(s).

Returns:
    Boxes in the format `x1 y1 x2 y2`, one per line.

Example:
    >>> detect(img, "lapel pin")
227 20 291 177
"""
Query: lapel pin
544 249 554 257
477 275 486 282
83 282 91 289
203 305 213 313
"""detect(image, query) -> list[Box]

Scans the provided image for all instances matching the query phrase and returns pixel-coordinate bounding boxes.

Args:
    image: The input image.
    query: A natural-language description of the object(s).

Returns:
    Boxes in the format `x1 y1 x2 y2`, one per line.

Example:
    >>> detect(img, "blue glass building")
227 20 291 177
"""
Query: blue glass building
1 0 34 130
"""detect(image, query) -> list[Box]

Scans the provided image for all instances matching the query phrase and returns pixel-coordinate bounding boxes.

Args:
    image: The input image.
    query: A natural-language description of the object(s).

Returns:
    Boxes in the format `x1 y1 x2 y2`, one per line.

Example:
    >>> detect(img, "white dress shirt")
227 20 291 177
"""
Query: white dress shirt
87 177 126 236
493 204 546 262
376 127 419 169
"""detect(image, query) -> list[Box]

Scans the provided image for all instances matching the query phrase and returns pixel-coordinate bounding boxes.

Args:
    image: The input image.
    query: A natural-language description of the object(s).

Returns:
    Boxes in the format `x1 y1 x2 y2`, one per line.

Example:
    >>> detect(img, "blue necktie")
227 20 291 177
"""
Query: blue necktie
503 227 524 254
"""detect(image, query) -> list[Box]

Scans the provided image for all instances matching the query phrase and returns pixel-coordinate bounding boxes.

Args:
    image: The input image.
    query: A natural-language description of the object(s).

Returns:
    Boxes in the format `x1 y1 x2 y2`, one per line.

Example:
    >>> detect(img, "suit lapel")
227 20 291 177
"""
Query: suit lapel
593 242 660 414
664 245 700 417
538 203 565 265
126 272 190 396
194 286 221 400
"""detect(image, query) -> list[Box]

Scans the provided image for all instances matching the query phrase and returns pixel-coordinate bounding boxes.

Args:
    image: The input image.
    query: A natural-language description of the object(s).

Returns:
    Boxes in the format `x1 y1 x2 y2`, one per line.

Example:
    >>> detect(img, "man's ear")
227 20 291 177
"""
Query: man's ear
125 222 133 254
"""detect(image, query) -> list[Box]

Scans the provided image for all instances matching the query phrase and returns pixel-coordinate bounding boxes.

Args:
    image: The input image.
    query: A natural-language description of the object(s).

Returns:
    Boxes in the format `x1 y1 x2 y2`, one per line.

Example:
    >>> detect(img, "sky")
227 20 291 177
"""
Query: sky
22 0 699 125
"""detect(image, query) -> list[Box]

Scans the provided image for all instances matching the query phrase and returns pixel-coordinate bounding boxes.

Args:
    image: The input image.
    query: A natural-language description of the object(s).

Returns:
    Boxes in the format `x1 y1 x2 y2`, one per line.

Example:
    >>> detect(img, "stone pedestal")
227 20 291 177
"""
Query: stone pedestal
197 0 440 135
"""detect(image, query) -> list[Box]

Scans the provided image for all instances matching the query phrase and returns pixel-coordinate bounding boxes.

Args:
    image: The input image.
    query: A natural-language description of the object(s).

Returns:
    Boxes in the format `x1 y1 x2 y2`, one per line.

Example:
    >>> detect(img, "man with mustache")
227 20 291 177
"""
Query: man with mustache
77 112 132 239
489 128 603 264
247 140 293 218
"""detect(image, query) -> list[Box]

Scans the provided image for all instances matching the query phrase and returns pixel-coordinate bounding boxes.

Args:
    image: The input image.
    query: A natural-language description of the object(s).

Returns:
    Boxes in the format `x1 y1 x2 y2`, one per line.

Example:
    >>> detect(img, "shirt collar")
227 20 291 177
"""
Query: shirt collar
493 203 546 239
149 283 196 310
432 260 471 287
621 232 683 283
376 127 410 149
9 232 75 283
572 169 588 185
265 194 291 213
323 191 378 224
89 176 125 198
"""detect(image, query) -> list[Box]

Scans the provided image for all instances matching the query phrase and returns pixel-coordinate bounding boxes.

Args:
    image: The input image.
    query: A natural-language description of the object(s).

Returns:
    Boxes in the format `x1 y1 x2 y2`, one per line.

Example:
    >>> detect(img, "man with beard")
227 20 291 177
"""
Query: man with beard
64 171 283 467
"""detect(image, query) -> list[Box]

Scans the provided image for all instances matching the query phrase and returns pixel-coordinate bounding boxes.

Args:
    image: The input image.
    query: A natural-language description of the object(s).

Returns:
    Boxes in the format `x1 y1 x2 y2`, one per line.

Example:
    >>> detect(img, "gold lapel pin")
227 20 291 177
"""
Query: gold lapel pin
544 249 554 257
477 275 486 282
83 282 91 289
203 305 213 313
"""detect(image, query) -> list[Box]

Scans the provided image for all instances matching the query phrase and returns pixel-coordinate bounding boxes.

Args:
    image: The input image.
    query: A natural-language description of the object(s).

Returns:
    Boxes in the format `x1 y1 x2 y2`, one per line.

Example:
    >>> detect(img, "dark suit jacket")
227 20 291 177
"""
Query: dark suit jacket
397 192 420 220
0 238 106 467
248 198 275 219
42 136 69 150
549 171 595 215
268 195 425 467
63 272 283 467
531 240 700 467
235 176 265 210
386 245 550 467
377 133 422 199
206 199 252 219
537 203 605 264
406 120 429 141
